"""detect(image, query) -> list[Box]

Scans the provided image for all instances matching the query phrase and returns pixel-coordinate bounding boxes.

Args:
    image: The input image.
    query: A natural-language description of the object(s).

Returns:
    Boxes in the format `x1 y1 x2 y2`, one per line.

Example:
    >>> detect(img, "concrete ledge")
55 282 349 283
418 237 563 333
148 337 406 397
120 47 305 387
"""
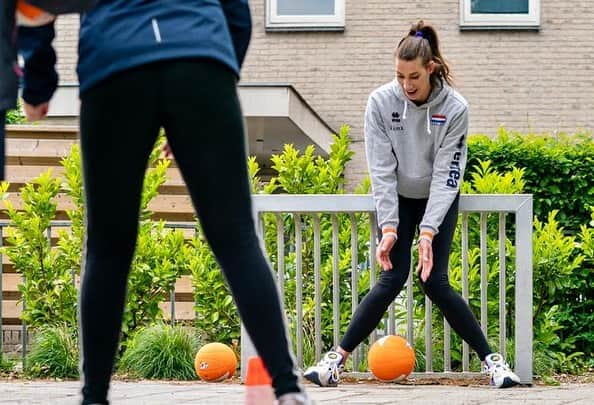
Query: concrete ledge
42 84 335 164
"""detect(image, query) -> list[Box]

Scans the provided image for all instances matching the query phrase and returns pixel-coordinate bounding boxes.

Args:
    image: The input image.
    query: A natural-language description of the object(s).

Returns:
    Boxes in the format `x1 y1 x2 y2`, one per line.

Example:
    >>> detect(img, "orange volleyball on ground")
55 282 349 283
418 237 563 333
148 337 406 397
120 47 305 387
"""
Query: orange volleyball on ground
194 342 237 382
368 335 415 382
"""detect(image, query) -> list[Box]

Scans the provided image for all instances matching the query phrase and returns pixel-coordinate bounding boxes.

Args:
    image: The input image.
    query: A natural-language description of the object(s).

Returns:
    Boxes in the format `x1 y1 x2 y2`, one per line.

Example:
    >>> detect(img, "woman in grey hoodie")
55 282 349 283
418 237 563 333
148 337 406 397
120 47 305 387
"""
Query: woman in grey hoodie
304 20 520 389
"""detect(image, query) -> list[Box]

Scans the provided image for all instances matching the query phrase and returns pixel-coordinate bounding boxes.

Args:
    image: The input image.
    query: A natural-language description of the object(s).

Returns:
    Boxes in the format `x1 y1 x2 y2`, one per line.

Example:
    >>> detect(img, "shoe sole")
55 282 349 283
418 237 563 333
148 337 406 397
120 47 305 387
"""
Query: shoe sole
498 377 520 388
303 371 337 387
304 371 323 387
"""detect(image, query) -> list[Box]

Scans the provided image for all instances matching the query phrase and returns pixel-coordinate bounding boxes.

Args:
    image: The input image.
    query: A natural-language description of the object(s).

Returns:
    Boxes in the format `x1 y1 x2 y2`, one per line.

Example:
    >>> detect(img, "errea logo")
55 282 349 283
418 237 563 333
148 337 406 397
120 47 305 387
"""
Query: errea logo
389 111 403 131
446 151 462 188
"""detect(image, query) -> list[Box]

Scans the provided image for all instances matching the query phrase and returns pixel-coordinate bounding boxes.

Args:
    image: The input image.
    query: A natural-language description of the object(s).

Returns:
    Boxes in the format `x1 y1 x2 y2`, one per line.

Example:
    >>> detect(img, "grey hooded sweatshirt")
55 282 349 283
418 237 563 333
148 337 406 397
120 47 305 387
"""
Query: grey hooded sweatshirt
364 79 468 236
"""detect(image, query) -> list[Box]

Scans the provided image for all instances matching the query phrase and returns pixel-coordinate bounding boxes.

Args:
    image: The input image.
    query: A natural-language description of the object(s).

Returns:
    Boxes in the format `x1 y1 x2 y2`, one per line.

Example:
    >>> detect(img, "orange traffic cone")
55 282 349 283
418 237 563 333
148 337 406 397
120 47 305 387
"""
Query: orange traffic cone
244 356 275 405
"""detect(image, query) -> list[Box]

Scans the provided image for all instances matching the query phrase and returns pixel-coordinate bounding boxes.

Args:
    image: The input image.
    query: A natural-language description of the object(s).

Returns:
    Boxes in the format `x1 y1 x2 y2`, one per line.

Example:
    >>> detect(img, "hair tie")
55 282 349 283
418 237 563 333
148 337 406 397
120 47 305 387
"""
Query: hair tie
415 31 424 38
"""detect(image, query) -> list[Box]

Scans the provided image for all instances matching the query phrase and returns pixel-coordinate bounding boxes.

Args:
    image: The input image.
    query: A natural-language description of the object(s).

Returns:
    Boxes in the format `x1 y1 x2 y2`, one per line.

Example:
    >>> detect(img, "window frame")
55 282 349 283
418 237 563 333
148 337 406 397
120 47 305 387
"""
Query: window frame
265 0 345 32
459 0 540 30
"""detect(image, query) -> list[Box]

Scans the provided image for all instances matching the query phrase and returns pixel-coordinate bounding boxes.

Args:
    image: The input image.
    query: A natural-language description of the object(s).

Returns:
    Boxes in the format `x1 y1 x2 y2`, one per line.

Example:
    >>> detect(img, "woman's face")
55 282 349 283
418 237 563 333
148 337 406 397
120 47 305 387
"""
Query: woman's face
396 57 434 103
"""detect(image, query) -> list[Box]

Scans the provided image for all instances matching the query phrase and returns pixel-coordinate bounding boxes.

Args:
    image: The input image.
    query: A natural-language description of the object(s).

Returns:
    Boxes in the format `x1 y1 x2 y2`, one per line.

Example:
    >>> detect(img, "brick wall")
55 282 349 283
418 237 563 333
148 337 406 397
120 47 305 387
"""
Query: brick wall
54 16 79 84
52 1 594 187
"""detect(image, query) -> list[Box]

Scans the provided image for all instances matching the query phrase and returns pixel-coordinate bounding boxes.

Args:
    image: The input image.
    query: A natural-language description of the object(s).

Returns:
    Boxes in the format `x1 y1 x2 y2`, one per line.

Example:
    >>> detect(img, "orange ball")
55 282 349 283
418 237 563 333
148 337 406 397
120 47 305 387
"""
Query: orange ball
368 335 415 382
194 343 237 382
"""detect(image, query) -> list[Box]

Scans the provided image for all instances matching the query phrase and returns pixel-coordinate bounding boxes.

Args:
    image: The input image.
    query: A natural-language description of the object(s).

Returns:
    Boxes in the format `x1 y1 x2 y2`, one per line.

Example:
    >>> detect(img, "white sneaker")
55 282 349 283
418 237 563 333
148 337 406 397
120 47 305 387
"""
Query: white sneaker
484 353 521 388
303 351 344 387
276 392 315 405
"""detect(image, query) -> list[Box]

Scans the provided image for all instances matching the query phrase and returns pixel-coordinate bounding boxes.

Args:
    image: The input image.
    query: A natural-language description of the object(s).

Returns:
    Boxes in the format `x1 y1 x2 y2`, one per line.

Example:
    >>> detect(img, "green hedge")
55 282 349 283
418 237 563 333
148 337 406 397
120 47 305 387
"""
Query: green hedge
5 101 25 125
467 128 594 231
4 125 593 378
467 128 594 360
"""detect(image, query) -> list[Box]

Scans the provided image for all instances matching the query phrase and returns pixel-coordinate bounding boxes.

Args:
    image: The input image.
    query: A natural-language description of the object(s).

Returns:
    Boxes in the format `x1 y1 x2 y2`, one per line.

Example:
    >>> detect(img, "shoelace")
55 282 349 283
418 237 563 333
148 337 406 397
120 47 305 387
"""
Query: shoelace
317 357 342 383
487 361 512 376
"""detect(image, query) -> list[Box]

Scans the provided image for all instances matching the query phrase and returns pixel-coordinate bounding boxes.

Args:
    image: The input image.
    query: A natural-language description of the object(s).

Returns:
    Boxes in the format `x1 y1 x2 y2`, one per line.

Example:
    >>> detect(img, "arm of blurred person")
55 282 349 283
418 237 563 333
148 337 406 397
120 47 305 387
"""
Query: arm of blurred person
220 0 252 68
17 22 58 121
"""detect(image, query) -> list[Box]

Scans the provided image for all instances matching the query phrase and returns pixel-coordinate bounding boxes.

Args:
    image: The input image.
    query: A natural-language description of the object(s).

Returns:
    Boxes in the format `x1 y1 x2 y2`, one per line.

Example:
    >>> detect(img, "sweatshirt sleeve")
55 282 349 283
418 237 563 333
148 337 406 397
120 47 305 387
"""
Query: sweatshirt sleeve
364 95 399 232
420 106 469 235
17 22 58 106
220 0 252 69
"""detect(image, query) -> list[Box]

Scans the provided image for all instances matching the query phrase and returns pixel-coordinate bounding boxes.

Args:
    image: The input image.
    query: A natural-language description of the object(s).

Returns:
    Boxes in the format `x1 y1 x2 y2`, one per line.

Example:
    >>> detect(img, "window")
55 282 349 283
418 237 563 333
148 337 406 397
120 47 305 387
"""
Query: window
459 0 540 30
266 0 345 31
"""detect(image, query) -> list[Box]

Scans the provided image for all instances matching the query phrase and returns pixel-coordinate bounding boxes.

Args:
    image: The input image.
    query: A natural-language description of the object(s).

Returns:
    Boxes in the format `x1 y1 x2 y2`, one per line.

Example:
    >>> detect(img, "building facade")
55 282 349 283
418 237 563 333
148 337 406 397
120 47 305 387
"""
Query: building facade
52 1 594 186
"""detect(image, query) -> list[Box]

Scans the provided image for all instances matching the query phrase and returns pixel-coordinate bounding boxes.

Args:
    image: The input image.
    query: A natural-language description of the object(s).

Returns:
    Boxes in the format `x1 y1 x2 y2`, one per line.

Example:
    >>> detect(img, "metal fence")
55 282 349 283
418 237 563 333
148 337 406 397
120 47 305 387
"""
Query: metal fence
0 220 196 369
0 194 533 384
241 194 533 384
0 220 71 368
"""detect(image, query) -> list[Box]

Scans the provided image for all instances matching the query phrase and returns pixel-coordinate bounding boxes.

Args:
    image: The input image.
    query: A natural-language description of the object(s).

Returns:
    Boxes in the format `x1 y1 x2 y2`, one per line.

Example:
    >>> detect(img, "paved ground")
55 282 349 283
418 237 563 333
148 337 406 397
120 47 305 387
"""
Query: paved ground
0 380 593 404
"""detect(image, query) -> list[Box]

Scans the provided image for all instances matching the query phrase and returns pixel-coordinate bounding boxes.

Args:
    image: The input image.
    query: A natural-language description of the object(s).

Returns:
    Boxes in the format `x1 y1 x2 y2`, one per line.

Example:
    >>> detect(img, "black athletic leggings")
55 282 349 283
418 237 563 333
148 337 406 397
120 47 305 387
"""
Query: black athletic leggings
340 194 492 360
79 60 299 404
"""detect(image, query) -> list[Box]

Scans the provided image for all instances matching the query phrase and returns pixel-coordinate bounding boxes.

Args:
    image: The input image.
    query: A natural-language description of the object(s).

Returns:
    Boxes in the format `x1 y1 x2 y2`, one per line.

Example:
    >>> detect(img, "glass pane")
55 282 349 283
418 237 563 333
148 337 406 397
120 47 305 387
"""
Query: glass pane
277 0 335 16
471 0 529 14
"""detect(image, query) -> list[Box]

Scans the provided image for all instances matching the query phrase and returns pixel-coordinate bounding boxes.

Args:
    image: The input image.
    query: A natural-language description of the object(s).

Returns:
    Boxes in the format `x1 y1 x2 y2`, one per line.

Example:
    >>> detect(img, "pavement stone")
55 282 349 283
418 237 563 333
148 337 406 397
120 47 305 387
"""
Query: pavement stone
0 380 593 404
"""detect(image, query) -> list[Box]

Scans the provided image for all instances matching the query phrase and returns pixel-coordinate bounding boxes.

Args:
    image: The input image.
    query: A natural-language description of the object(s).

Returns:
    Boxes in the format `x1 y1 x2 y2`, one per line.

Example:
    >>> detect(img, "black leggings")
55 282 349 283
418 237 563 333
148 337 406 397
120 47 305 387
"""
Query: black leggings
340 195 492 361
79 60 299 404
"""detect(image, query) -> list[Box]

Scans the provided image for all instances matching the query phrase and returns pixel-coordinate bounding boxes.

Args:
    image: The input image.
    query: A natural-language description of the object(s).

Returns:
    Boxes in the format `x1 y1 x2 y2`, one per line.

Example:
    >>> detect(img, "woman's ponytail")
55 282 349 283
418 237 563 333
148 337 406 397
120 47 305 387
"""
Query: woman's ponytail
396 20 453 87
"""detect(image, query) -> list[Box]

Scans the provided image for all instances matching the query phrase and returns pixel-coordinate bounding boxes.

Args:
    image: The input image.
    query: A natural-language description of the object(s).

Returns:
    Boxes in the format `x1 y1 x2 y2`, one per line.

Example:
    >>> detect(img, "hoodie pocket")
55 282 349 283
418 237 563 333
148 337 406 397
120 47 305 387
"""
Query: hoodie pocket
397 174 432 199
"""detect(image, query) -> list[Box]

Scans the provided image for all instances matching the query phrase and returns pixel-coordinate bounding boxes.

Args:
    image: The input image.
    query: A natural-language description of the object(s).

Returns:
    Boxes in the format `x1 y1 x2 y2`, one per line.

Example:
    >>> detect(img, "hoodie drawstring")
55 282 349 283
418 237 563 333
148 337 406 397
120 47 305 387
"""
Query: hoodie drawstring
402 99 432 134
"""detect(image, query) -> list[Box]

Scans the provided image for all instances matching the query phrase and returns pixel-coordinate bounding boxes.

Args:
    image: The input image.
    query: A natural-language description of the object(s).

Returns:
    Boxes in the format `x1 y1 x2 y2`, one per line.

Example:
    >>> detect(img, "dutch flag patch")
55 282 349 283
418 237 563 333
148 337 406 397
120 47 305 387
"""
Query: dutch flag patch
430 114 447 126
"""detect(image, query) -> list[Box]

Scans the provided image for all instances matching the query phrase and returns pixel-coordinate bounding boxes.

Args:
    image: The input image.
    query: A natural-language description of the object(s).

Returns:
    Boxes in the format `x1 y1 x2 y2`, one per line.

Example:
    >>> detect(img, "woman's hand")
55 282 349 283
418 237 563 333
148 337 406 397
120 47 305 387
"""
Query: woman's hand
376 234 397 270
161 142 173 159
416 238 434 282
23 101 49 122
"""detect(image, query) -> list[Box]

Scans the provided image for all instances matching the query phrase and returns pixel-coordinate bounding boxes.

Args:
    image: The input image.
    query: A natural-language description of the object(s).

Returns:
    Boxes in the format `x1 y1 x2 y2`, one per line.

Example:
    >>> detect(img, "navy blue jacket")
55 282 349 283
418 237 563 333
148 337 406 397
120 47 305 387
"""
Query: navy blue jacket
0 0 18 111
18 24 58 105
78 0 252 93
3 0 251 107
